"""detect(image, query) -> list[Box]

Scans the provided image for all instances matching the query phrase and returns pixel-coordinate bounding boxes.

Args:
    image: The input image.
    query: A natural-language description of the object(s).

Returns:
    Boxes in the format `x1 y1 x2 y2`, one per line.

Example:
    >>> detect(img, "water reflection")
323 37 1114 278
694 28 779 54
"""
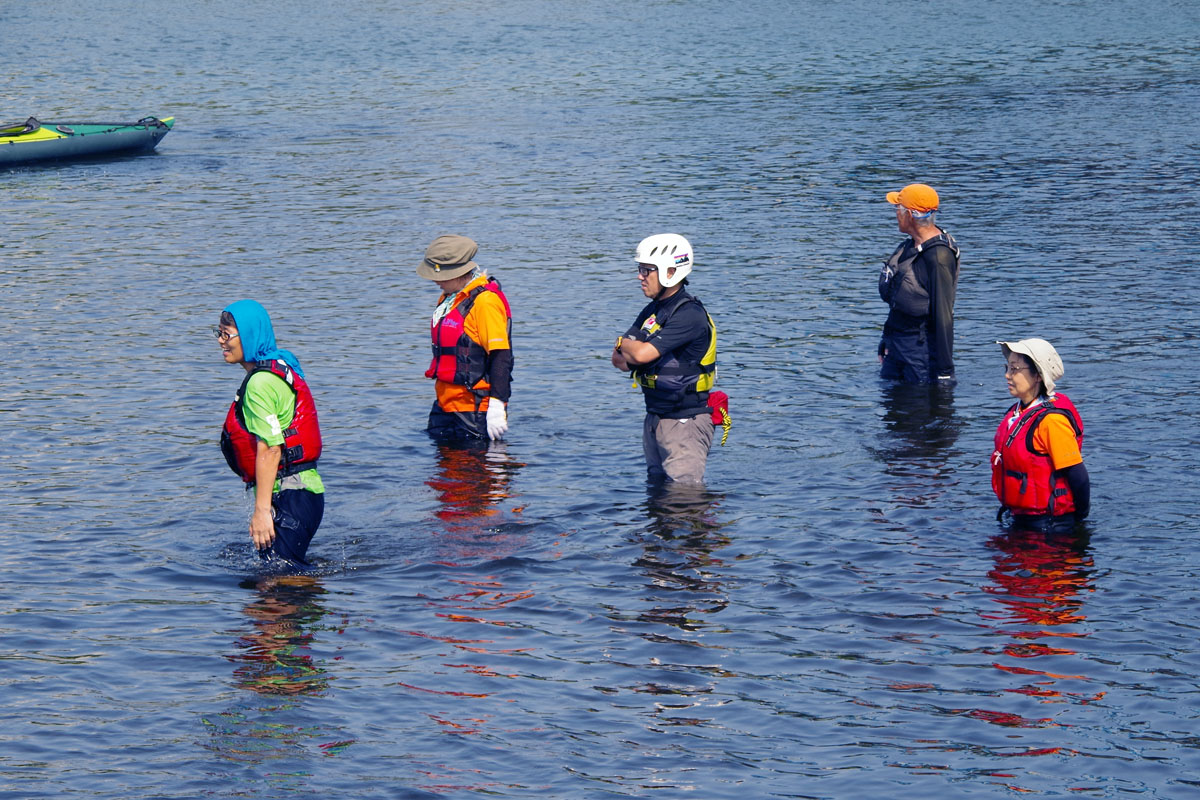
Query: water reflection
202 576 352 773
228 575 332 696
870 382 963 507
611 484 734 739
390 441 533 783
427 441 519 520
634 484 731 632
876 381 961 462
979 529 1101 726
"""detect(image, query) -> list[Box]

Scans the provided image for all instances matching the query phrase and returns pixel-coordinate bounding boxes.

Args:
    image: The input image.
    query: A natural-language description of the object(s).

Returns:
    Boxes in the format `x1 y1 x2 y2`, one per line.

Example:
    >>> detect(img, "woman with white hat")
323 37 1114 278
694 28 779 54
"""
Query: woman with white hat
991 338 1090 534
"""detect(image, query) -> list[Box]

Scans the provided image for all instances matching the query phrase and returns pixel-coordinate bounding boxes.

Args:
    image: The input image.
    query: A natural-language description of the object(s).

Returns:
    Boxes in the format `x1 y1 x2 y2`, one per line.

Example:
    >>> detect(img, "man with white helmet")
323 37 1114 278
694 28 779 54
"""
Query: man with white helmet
612 233 718 484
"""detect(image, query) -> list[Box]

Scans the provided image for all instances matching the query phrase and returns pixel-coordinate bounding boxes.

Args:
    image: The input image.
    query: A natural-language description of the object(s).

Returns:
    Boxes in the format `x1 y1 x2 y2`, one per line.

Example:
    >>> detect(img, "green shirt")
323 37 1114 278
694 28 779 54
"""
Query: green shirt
242 370 325 494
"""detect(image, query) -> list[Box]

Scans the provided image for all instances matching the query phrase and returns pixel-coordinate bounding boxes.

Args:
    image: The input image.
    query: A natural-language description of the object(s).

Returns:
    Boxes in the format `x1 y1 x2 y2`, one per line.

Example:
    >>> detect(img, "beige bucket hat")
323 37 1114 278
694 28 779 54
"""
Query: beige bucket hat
417 235 479 280
998 338 1064 394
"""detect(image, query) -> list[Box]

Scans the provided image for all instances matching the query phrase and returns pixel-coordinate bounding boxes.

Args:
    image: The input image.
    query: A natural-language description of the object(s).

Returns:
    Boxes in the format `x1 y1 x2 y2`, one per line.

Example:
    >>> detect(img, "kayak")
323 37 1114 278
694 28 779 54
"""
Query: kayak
0 115 174 166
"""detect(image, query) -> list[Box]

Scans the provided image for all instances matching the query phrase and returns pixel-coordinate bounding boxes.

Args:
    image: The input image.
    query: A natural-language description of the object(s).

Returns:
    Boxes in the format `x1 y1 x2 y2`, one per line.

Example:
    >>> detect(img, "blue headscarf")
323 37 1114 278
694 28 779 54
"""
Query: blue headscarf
223 299 305 377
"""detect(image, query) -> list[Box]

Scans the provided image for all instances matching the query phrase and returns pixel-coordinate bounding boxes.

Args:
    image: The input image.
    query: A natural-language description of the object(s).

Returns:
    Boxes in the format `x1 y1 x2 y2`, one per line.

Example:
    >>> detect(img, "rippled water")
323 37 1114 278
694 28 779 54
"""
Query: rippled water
2 1 1199 797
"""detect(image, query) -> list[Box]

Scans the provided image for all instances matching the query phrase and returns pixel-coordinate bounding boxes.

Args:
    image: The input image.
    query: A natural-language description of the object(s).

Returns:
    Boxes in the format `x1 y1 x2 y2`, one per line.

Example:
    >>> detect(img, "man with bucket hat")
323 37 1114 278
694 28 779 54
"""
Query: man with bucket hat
877 183 960 384
417 235 513 442
991 338 1090 534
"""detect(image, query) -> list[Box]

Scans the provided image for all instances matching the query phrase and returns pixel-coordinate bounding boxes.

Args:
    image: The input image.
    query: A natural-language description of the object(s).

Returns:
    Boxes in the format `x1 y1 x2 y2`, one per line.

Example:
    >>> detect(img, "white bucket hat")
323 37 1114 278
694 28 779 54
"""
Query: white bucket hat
998 338 1064 395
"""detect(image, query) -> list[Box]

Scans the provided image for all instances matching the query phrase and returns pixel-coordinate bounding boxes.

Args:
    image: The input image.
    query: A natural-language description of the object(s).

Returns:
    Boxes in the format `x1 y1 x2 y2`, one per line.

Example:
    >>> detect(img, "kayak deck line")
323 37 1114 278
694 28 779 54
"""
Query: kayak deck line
0 115 175 164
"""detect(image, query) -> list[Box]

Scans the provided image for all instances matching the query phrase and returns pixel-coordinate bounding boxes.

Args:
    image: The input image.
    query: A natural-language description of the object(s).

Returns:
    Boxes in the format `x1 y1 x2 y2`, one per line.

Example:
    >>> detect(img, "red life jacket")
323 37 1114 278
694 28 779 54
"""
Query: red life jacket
220 360 323 484
991 393 1083 517
425 278 512 390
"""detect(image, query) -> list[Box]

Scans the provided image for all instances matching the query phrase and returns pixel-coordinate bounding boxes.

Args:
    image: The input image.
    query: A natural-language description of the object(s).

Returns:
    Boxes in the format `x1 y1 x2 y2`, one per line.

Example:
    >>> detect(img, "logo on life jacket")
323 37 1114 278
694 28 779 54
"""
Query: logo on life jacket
631 294 717 399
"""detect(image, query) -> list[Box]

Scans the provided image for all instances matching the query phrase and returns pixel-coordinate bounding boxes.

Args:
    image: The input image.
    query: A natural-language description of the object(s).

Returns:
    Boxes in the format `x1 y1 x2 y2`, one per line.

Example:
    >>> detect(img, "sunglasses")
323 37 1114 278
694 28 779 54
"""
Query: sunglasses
637 264 657 278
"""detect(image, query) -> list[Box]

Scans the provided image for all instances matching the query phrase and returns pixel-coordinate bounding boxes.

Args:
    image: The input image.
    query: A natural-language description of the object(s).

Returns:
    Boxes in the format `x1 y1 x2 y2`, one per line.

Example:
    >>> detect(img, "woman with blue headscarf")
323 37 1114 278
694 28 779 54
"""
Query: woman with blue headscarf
217 299 325 567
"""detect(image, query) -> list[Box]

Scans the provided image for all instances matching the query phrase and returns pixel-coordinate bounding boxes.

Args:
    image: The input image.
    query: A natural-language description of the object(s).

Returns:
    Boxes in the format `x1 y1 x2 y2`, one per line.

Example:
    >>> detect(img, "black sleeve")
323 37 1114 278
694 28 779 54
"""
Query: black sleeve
922 246 958 376
1062 462 1090 519
487 349 513 402
646 302 708 356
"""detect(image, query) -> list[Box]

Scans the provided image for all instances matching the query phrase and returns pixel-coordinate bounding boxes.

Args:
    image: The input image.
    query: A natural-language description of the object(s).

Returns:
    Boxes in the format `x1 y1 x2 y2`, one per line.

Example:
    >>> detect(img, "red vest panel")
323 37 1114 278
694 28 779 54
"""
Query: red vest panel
991 393 1083 517
425 280 511 389
220 360 323 484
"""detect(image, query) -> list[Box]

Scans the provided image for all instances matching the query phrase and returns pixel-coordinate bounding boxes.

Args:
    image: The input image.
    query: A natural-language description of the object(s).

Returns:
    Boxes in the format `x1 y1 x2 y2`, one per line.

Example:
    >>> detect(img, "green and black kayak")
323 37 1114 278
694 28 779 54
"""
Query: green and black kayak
0 115 174 166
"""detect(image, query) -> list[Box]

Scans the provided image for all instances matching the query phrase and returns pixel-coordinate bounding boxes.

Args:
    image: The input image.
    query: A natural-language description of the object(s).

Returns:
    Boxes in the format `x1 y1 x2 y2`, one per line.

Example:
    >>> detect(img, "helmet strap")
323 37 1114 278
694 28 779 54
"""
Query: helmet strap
654 278 683 302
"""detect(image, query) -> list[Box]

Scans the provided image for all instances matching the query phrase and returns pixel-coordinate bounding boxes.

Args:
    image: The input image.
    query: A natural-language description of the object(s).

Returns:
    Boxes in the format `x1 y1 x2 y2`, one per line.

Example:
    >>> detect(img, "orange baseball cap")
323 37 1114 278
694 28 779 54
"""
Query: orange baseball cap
885 183 939 213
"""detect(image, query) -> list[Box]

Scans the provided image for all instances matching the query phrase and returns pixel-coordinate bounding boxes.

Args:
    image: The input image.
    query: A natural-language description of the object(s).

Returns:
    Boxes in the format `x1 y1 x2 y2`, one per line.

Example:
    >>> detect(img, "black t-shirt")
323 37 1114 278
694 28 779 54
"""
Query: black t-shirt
625 289 712 417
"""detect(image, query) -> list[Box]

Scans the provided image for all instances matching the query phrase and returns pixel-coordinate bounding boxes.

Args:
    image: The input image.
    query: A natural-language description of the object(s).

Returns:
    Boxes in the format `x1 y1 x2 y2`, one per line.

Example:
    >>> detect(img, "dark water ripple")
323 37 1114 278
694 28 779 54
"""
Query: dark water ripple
2 0 1200 798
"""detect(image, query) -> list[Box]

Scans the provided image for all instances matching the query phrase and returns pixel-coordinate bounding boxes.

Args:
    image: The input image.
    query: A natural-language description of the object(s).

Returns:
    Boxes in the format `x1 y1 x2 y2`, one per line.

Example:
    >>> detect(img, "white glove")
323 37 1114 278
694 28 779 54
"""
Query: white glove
486 400 508 440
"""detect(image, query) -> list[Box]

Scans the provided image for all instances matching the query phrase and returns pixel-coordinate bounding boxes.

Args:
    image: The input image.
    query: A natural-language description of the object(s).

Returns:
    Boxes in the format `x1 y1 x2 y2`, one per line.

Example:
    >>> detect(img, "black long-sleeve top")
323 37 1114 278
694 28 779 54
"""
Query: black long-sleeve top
918 244 958 377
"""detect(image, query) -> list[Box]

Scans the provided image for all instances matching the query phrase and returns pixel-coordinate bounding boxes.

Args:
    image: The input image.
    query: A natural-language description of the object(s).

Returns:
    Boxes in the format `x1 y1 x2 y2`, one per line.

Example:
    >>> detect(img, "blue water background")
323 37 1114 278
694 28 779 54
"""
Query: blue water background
2 1 1199 797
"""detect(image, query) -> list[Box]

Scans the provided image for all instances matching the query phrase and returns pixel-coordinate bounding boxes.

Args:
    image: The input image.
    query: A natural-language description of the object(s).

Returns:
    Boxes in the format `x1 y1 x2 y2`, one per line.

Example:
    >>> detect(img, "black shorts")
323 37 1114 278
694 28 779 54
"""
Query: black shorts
426 401 487 441
1011 513 1078 535
268 489 325 567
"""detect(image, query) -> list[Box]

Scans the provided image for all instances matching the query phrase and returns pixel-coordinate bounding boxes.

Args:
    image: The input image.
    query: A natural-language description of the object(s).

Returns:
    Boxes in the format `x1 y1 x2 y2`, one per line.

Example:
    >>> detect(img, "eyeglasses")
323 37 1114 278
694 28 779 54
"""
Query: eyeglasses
1004 364 1032 376
213 326 240 343
637 264 657 278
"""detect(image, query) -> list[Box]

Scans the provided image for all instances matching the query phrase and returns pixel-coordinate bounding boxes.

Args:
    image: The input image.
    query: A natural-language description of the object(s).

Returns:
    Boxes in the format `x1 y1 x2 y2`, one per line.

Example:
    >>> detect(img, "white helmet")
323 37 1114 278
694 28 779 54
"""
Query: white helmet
635 233 693 288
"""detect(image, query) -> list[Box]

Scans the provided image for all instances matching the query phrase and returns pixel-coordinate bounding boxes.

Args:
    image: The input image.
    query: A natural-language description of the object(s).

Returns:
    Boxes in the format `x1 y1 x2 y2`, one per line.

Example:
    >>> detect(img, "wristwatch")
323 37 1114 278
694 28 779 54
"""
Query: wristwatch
615 336 624 351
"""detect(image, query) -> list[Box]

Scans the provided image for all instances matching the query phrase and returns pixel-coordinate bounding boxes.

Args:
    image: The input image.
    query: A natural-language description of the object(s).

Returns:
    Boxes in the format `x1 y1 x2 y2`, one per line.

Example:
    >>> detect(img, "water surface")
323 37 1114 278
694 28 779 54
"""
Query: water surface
2 1 1199 797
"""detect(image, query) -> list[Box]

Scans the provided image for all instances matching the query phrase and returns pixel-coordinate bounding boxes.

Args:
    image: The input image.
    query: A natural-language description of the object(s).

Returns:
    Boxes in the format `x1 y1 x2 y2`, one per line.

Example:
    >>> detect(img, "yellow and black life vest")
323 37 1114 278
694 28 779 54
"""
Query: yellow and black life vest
631 294 717 407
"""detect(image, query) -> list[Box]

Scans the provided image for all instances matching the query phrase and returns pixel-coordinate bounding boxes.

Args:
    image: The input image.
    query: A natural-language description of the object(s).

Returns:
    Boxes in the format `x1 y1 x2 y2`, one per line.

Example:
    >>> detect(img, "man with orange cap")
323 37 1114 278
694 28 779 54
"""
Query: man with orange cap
878 183 961 384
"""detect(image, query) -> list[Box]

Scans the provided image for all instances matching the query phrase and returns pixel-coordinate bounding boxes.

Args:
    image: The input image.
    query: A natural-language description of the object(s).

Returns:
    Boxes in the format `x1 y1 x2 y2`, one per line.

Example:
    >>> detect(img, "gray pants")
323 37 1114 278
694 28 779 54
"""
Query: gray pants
643 412 714 484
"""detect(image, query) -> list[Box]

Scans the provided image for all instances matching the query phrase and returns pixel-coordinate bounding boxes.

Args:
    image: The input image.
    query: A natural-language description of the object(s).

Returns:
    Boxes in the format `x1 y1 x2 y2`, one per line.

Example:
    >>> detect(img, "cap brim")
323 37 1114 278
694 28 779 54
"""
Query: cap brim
998 340 1039 359
417 259 477 281
886 191 901 204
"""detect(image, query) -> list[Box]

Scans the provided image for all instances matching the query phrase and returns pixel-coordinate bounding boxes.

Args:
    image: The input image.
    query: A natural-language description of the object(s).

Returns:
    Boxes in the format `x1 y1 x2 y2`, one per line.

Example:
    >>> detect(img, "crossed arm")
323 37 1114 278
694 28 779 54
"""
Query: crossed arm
611 336 661 371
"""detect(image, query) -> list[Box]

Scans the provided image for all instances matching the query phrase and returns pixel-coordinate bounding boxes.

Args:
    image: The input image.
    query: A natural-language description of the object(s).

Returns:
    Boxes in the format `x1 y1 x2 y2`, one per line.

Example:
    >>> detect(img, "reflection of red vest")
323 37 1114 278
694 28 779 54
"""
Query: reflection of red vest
991 394 1083 516
425 279 511 389
220 360 322 484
